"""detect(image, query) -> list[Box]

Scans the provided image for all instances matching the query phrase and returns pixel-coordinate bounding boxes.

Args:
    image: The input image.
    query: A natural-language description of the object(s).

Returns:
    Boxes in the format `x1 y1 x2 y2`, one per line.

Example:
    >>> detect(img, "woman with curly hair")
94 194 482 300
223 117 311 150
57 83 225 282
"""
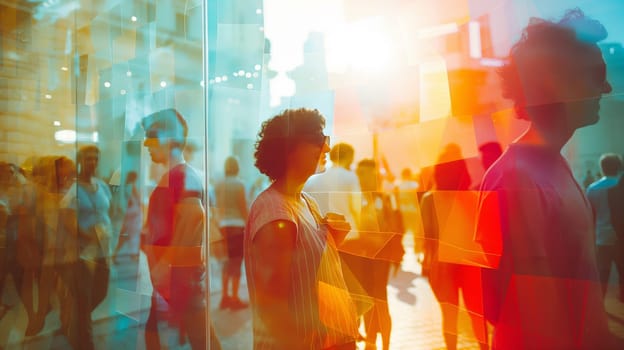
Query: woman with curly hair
245 108 358 349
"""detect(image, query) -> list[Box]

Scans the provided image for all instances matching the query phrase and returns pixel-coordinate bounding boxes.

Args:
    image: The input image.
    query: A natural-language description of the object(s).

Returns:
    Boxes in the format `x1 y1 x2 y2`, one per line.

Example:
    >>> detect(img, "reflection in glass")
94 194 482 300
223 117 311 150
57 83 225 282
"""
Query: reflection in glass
1 0 624 349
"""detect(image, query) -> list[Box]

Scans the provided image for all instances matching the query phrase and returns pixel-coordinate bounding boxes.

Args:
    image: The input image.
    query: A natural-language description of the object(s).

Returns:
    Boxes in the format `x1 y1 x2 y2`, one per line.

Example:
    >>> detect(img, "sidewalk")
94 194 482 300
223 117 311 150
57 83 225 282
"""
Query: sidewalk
2 235 624 349
207 234 624 349
210 236 481 350
0 255 153 349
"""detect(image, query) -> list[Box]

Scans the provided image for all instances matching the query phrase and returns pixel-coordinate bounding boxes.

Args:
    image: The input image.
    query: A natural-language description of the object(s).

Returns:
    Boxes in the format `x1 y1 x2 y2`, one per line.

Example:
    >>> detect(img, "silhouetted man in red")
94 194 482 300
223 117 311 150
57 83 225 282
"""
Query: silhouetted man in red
475 9 615 349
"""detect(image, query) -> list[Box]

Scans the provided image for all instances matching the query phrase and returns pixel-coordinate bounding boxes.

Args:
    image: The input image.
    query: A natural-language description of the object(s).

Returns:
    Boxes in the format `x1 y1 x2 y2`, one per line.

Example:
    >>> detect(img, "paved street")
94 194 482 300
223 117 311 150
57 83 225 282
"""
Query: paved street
211 235 624 349
1 234 624 349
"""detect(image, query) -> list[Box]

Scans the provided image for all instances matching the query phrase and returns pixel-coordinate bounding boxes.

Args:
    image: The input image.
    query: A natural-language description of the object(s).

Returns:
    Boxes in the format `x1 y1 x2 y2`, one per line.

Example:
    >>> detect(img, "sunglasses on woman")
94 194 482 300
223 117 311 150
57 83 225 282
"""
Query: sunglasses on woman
302 134 330 148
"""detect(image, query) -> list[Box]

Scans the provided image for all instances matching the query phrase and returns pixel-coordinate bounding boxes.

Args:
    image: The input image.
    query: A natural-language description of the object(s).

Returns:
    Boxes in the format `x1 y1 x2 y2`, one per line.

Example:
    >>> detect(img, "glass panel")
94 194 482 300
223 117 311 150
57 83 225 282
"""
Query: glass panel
209 1 624 349
1 1 624 349
1 0 211 348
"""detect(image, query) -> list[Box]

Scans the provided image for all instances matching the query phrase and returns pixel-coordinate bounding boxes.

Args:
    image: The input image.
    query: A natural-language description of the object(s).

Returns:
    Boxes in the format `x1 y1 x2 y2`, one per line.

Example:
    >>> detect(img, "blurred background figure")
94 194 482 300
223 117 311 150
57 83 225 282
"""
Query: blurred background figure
58 145 112 350
586 153 624 298
0 161 40 329
584 169 597 189
0 163 20 319
214 156 249 310
0 157 74 338
395 168 423 259
420 144 488 350
304 142 361 231
378 155 397 195
112 171 142 263
0 162 11 319
339 159 405 350
4 160 40 336
609 166 624 302
30 156 76 338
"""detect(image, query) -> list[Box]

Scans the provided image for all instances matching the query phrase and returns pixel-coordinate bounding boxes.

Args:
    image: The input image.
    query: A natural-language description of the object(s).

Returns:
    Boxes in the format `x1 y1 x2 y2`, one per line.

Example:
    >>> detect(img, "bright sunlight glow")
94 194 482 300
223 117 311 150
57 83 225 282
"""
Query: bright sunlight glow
326 18 398 74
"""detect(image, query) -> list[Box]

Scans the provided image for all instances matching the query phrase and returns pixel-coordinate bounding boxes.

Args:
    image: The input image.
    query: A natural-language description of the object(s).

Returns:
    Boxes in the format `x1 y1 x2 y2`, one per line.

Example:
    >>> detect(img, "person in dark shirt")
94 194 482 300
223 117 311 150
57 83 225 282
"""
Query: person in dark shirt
475 9 615 349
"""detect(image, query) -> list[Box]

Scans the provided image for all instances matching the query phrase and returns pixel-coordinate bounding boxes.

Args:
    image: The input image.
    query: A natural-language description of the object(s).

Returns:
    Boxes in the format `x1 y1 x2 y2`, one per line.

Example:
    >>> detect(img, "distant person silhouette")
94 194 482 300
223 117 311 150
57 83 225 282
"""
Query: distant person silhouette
112 171 142 263
0 161 41 330
214 156 249 310
339 159 405 350
583 169 596 189
608 166 624 302
59 146 112 350
421 144 488 350
32 156 75 338
587 153 623 298
395 168 422 255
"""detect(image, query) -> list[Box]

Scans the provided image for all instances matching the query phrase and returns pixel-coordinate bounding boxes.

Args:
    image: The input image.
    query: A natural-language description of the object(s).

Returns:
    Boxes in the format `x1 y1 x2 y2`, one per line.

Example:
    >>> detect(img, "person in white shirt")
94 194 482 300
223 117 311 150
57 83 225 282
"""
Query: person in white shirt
586 153 623 297
304 143 360 231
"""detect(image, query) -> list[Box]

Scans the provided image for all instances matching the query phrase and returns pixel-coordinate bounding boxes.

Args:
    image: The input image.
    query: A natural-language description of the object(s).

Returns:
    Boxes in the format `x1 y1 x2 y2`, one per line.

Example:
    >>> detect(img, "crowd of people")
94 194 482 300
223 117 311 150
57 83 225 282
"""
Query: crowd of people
0 147 112 349
1 7 623 350
0 108 222 349
231 8 624 350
